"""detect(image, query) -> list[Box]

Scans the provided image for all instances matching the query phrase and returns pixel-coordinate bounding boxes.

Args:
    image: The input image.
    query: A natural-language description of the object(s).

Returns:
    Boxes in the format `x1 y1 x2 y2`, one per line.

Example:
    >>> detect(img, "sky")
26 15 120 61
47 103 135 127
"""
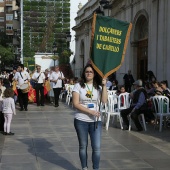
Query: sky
70 0 88 62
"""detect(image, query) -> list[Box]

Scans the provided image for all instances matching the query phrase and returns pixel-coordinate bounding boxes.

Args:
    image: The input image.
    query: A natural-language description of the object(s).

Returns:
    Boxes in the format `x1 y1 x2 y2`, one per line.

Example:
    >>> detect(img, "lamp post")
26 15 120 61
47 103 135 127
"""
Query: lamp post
52 41 57 67
99 0 112 16
65 32 72 48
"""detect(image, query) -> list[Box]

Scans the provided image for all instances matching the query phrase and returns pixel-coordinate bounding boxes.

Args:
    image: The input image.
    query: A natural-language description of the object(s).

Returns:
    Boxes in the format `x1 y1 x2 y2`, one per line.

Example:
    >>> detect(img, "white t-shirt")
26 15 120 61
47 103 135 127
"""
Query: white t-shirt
32 72 45 84
50 71 64 88
14 71 30 87
73 83 101 122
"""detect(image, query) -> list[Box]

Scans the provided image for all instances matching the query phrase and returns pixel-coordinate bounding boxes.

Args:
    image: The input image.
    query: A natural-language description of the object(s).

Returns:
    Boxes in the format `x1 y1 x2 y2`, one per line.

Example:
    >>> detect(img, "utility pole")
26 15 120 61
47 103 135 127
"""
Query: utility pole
20 0 23 64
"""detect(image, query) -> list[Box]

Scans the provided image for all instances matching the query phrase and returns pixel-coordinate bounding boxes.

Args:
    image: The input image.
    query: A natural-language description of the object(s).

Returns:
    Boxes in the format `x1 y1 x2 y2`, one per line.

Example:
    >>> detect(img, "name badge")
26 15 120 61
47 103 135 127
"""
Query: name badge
87 103 94 108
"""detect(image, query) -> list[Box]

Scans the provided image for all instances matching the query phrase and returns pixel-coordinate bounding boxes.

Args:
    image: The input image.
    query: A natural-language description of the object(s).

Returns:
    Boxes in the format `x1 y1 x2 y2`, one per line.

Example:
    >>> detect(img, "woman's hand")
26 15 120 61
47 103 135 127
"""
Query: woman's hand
102 78 107 86
90 110 100 117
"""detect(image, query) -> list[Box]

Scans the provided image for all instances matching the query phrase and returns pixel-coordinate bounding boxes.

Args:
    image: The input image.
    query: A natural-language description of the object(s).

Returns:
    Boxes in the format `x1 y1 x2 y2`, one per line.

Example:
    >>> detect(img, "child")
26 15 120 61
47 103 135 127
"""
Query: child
2 88 16 135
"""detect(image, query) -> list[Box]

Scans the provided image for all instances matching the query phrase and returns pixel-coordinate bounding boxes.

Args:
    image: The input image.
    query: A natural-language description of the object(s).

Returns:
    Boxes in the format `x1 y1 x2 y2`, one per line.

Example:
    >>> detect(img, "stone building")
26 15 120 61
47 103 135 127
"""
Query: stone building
73 0 170 84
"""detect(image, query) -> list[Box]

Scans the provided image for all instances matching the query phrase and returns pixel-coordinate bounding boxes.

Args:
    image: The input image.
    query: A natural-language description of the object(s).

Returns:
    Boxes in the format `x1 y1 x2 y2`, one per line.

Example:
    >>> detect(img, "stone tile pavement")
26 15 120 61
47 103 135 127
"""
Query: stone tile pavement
0 101 170 170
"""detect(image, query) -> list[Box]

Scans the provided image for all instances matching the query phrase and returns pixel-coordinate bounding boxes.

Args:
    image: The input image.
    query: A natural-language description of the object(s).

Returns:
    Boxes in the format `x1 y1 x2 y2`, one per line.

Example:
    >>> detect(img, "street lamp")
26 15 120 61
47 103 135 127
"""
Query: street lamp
99 0 112 16
65 32 72 48
52 41 57 67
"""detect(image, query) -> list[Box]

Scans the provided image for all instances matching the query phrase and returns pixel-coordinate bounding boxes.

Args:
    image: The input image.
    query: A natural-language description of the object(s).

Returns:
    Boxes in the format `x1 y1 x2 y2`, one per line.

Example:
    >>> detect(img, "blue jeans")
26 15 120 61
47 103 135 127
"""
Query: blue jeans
74 119 102 170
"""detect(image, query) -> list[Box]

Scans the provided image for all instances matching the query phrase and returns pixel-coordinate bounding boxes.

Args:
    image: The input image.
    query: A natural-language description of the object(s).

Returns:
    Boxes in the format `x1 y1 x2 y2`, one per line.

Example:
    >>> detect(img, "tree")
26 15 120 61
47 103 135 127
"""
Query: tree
0 45 14 63
59 49 73 65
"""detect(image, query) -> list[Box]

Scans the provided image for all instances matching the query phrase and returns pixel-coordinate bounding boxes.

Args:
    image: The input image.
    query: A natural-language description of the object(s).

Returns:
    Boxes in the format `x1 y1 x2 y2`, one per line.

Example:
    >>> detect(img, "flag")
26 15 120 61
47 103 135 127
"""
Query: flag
90 14 132 78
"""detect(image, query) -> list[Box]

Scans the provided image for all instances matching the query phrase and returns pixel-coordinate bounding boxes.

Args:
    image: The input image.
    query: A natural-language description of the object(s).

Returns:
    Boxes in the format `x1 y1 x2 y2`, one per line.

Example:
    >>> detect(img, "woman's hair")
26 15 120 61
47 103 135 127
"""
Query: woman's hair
114 79 118 86
80 64 101 89
18 64 24 69
152 81 161 87
0 89 2 96
4 88 14 98
161 80 168 87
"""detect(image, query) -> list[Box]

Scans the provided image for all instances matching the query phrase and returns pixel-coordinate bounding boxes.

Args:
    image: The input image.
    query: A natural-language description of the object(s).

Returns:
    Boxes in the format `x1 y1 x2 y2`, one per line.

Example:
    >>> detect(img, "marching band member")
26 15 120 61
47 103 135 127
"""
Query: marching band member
14 64 30 111
32 66 45 106
50 66 65 107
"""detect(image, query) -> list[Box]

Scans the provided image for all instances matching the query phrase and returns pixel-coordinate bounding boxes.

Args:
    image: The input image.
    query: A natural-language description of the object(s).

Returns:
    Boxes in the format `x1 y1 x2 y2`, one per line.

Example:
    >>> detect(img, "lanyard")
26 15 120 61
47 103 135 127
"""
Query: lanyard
85 83 94 101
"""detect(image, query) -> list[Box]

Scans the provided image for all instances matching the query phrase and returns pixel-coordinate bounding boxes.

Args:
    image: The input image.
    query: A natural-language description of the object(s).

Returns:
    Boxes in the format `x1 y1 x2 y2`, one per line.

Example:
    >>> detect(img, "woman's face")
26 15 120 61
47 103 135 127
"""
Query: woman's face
152 83 158 88
112 81 116 85
161 83 166 90
84 67 94 82
120 87 125 93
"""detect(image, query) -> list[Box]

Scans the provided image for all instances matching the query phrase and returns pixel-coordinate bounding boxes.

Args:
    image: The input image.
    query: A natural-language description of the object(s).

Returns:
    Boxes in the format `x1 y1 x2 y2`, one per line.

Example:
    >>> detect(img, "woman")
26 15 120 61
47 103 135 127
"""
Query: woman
160 80 170 100
152 81 163 96
72 64 107 170
109 79 118 90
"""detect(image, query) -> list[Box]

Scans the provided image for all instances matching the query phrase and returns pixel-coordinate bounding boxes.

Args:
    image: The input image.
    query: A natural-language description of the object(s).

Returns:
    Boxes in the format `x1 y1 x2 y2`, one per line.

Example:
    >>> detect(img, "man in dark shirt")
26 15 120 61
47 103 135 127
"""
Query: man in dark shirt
123 70 135 92
121 79 147 131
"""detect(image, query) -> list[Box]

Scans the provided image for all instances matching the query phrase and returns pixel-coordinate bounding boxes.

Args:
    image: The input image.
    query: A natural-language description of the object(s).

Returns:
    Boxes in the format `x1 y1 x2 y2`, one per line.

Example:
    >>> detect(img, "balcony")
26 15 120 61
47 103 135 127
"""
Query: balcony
5 0 12 6
6 29 13 35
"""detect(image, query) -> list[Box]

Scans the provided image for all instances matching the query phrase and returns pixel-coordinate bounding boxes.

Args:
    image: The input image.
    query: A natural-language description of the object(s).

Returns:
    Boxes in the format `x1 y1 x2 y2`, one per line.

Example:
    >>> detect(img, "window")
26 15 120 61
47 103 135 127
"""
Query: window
0 17 4 22
6 15 13 21
6 7 12 12
0 27 4 32
0 7 4 12
6 25 13 30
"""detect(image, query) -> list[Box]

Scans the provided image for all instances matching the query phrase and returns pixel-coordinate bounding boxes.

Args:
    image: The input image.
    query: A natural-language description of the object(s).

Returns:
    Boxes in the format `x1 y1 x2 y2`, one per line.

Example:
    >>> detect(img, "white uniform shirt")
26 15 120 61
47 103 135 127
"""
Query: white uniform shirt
73 83 101 122
0 86 6 97
2 97 16 115
14 71 30 88
50 71 64 88
32 72 45 83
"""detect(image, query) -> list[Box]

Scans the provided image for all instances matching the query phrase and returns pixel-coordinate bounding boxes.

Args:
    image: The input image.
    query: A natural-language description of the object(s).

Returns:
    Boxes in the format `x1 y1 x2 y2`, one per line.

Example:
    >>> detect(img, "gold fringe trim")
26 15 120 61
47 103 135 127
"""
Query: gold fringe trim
89 13 97 57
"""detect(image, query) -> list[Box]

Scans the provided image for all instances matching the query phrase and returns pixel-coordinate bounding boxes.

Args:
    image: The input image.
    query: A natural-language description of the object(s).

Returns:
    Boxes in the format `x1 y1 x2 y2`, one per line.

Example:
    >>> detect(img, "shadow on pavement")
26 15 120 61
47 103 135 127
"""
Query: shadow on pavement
18 138 78 170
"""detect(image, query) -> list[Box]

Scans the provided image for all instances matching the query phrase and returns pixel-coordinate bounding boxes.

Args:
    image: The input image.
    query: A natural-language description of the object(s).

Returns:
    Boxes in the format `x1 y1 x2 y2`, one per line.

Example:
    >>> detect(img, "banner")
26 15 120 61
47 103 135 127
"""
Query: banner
90 14 132 78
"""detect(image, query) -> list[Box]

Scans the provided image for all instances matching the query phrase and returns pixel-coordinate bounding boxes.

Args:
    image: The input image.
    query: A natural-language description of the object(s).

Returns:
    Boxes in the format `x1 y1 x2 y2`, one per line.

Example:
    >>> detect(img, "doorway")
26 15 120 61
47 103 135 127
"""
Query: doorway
134 14 148 81
137 39 148 80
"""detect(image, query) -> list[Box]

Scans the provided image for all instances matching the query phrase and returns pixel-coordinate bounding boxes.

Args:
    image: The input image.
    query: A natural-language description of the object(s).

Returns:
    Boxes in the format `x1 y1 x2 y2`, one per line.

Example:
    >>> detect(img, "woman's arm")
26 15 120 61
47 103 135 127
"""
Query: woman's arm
101 79 108 103
72 91 100 117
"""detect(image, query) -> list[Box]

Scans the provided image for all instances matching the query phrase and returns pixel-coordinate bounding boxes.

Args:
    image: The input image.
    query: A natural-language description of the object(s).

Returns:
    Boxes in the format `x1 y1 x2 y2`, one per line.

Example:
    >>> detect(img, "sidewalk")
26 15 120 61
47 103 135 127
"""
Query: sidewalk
0 101 170 170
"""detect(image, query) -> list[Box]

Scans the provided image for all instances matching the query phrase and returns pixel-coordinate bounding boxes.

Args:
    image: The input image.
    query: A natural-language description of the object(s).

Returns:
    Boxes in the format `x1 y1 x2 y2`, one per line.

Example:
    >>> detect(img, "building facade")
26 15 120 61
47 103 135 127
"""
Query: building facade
73 0 170 84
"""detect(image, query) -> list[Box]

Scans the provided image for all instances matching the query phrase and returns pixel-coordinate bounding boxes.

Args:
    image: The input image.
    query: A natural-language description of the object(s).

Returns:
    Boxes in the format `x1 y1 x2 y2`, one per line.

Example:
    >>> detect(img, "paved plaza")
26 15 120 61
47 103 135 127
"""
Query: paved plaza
0 101 170 170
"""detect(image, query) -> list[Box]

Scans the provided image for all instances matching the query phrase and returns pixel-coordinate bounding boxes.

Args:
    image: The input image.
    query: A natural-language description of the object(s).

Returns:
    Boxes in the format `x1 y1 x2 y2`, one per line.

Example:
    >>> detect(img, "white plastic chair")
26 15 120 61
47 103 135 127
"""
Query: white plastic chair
105 94 123 130
152 96 170 132
66 85 74 106
128 113 147 131
117 93 146 131
107 90 117 96
117 92 130 111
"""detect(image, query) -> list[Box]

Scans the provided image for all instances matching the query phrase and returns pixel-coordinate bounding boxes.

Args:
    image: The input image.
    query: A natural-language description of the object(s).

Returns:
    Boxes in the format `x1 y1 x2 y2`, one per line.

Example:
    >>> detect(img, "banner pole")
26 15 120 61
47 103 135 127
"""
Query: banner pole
96 85 103 129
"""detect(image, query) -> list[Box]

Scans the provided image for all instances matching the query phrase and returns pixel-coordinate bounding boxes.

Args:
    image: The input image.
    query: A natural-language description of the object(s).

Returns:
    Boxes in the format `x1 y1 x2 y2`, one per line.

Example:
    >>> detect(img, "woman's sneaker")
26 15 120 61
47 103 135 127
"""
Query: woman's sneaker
6 132 14 135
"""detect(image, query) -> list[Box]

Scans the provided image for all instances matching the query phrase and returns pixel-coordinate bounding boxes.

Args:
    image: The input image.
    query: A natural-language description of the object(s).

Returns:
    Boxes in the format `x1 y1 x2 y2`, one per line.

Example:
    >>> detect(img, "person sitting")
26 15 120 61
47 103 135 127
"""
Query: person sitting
121 79 147 131
152 81 163 96
160 80 170 101
109 80 118 91
106 77 112 90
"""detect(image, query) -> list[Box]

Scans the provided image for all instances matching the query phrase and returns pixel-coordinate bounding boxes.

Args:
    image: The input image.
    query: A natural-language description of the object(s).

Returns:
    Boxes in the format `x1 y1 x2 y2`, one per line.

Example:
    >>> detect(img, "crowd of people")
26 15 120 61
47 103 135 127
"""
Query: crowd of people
1 64 170 170
0 64 79 136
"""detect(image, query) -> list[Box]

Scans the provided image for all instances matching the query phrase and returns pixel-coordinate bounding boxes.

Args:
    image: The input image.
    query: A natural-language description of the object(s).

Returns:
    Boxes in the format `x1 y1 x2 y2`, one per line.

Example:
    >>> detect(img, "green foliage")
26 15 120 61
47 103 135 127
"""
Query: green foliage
23 0 70 54
0 45 14 63
23 41 35 58
0 32 11 47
